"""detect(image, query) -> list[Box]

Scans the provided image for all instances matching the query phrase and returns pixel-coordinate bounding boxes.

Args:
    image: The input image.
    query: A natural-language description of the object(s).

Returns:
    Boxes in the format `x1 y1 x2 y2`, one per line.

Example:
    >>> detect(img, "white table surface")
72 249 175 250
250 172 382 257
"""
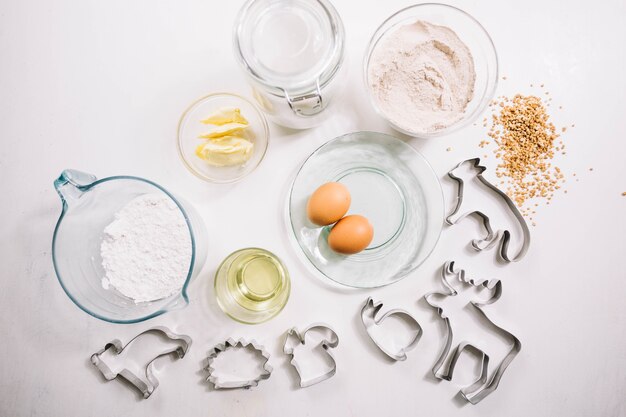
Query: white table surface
1 0 625 415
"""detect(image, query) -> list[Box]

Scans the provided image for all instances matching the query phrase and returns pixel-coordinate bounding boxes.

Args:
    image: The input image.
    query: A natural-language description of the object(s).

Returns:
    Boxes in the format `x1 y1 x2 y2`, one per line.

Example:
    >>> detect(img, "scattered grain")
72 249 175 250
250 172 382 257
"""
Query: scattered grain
483 93 567 209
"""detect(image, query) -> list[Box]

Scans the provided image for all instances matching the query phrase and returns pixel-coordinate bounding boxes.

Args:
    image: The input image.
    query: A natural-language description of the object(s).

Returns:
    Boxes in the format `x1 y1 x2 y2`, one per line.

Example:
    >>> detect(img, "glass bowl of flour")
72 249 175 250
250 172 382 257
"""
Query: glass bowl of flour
51 169 207 323
364 3 498 138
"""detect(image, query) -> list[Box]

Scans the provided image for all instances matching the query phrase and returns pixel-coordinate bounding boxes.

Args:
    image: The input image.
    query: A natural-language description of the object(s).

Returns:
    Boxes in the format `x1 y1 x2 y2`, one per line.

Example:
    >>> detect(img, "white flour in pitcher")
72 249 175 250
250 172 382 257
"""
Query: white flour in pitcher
100 193 192 303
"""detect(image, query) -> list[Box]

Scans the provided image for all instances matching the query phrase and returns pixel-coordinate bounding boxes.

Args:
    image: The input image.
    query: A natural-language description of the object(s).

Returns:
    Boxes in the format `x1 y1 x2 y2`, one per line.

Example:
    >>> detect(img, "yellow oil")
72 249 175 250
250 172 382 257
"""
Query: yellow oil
215 248 290 324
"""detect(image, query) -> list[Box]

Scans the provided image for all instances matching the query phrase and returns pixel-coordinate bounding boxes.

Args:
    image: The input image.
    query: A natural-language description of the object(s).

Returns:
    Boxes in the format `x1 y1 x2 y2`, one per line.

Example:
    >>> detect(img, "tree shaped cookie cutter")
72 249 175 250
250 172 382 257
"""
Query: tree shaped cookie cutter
447 157 530 262
204 338 272 389
283 323 339 388
90 326 192 399
360 297 422 361
424 261 522 404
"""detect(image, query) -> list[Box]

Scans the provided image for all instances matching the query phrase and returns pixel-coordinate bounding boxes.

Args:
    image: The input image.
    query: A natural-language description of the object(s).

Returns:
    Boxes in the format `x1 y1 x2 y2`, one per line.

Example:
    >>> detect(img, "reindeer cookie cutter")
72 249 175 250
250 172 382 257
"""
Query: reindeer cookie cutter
424 261 521 404
447 157 530 262
205 338 272 389
283 323 339 388
90 326 192 399
360 297 422 361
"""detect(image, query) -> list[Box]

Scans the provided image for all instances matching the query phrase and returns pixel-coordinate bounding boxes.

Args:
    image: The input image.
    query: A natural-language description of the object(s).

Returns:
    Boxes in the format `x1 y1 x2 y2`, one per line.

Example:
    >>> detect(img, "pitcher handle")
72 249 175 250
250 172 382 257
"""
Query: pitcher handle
54 169 97 207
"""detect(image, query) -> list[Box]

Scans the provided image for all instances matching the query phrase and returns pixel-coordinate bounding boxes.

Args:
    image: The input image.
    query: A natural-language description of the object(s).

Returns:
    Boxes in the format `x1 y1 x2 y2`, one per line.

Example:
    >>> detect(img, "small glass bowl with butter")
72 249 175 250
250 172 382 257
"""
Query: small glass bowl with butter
178 92 270 183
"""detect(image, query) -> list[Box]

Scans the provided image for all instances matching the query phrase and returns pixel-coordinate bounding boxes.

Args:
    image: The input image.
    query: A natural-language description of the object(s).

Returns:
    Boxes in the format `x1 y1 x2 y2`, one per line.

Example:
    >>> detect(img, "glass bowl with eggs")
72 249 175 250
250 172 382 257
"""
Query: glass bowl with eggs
287 131 444 288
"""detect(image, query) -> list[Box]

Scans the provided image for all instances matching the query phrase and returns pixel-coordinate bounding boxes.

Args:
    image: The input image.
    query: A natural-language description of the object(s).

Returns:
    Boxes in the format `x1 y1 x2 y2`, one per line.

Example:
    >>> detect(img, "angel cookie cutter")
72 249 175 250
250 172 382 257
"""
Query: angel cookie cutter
204 338 272 389
90 326 192 399
360 297 422 361
283 324 339 388
446 157 530 262
424 261 521 404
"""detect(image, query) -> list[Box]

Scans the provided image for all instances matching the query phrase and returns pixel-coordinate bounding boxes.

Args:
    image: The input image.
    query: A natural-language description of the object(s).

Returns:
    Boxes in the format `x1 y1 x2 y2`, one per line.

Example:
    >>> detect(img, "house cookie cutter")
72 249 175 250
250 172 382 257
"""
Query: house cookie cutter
283 323 339 388
446 157 530 262
205 338 272 389
360 297 422 361
424 261 522 404
90 326 192 399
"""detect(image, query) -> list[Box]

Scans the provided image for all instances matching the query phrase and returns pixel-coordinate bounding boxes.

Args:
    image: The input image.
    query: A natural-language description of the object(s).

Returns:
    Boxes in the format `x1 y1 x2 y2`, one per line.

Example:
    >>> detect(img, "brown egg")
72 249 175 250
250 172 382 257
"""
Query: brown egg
328 215 374 255
306 182 351 226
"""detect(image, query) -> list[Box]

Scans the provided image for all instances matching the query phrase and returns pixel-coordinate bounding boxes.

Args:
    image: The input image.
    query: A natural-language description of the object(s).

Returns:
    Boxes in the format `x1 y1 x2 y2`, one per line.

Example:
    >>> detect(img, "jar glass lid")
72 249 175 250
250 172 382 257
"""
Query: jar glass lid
234 0 344 95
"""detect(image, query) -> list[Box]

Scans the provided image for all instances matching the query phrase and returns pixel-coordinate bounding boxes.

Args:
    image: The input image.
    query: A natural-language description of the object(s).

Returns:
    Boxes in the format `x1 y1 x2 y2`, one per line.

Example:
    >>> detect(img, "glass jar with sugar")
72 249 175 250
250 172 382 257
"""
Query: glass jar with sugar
233 0 346 129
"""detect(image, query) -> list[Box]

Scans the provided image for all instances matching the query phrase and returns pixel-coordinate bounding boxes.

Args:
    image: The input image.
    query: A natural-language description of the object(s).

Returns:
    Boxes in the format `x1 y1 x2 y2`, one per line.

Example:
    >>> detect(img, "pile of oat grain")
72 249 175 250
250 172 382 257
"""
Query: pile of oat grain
479 92 569 222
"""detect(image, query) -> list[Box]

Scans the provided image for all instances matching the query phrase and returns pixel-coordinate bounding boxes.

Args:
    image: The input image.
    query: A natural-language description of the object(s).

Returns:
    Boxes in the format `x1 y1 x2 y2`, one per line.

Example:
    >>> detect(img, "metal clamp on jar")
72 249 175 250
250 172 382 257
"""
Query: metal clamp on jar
233 0 346 129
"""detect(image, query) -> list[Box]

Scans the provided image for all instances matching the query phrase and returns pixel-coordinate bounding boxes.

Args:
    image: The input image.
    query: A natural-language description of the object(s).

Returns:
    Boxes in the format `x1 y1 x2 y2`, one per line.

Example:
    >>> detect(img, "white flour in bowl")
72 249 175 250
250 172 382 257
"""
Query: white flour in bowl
100 193 192 303
368 20 476 134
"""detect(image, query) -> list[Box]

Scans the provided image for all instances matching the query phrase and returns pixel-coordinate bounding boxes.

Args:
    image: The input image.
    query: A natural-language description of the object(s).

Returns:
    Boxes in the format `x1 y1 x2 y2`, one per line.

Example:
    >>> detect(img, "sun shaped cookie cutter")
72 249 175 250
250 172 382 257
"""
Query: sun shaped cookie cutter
90 326 192 399
283 323 339 388
447 157 530 262
424 261 522 404
360 297 422 361
204 338 272 389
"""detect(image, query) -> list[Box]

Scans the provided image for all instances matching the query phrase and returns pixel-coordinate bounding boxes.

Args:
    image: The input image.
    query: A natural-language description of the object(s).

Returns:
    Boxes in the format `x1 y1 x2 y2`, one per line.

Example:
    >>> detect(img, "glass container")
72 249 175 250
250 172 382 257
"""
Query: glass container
214 248 290 324
178 92 269 183
364 3 498 138
51 169 207 323
288 131 444 288
233 0 346 129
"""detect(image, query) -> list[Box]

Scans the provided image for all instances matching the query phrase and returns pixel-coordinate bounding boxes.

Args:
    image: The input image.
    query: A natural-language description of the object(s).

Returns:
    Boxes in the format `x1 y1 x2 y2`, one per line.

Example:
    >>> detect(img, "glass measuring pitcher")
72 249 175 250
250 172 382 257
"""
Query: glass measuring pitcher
233 0 346 129
52 169 207 323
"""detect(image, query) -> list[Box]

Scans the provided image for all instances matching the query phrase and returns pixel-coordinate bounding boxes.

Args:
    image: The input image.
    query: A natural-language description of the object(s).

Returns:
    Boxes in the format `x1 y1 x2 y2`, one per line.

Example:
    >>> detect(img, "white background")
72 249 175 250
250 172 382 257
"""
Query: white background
1 0 625 416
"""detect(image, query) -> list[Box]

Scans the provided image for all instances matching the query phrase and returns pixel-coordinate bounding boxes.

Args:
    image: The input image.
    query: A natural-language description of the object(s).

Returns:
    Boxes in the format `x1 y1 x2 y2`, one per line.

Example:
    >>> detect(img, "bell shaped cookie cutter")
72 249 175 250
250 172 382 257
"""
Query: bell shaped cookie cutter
424 261 521 404
446 157 530 262
283 324 339 387
90 326 192 399
360 297 422 361
205 338 272 389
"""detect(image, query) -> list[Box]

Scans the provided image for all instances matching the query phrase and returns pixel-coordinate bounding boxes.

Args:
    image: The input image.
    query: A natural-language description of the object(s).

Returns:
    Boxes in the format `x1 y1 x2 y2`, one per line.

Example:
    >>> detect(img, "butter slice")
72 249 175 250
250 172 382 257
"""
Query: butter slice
198 122 248 139
200 107 248 125
195 136 254 167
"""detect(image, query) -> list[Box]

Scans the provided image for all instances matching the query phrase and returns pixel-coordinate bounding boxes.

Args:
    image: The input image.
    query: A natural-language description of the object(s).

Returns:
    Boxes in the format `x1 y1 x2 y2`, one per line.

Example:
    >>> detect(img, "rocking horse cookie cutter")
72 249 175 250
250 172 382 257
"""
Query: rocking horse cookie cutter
360 297 422 361
90 326 192 399
283 323 339 388
204 338 273 389
446 157 530 262
424 261 522 404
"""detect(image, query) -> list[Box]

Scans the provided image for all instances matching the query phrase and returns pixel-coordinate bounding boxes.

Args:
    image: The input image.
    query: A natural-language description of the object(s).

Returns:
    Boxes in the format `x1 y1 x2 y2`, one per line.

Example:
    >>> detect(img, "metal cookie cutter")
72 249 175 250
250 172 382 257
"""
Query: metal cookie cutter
283 324 339 388
360 297 422 361
205 338 272 389
424 261 522 404
90 326 192 399
446 157 530 262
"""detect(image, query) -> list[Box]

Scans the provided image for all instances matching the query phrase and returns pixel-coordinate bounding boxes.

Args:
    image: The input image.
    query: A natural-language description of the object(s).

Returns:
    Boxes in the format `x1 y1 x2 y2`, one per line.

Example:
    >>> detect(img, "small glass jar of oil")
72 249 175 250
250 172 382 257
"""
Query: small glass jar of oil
214 248 290 324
